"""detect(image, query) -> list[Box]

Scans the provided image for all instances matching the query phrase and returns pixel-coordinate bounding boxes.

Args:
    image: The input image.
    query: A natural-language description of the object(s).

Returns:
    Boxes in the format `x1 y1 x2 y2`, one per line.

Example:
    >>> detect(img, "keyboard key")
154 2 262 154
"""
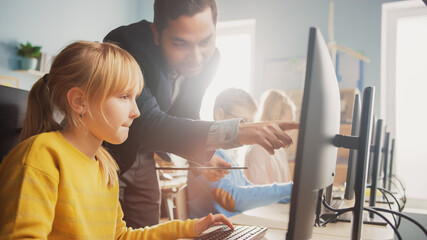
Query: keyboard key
195 225 268 240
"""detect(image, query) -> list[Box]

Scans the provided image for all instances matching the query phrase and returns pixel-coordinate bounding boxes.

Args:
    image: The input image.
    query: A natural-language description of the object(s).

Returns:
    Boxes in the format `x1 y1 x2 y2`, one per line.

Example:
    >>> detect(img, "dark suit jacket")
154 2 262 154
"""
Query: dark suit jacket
103 20 219 173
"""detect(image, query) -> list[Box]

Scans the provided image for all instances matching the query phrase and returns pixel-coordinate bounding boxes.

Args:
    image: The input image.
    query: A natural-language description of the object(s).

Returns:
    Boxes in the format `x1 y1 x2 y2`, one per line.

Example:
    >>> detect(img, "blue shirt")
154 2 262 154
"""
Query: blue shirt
187 149 292 218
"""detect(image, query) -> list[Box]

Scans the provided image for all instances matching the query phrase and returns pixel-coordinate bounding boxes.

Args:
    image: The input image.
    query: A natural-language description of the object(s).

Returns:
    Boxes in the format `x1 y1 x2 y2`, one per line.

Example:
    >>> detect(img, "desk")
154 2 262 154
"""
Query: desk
159 172 188 220
229 202 394 239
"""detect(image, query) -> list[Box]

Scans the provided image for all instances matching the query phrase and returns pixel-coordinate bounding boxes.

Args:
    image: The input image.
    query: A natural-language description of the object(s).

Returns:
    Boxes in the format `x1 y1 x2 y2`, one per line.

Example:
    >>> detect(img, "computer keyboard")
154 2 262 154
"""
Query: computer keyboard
195 225 268 240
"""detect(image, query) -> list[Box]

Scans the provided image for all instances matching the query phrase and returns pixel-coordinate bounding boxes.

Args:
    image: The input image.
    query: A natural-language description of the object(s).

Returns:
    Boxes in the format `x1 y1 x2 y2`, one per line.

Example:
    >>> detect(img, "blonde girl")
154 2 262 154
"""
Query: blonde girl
257 89 297 122
0 41 232 239
245 89 297 184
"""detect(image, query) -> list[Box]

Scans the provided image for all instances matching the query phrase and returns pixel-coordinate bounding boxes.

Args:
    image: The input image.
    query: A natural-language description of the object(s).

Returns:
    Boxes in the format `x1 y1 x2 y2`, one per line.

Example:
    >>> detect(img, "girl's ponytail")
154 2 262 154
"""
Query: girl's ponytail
20 74 61 142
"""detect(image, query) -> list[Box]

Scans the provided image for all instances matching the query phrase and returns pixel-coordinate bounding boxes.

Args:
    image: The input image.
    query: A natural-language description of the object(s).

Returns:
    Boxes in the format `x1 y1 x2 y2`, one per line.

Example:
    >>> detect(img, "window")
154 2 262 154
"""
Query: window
382 1 427 202
199 19 255 120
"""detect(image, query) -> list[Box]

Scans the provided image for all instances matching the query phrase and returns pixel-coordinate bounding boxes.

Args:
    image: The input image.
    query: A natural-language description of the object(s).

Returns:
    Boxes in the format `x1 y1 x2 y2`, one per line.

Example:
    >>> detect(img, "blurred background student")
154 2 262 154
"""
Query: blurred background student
212 88 257 165
187 88 293 218
244 89 297 185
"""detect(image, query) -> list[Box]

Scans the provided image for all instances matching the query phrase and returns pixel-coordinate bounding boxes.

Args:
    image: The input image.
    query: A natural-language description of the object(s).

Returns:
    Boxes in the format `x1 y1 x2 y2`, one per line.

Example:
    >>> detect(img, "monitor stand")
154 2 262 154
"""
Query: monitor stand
319 199 344 223
318 185 345 223
337 211 387 226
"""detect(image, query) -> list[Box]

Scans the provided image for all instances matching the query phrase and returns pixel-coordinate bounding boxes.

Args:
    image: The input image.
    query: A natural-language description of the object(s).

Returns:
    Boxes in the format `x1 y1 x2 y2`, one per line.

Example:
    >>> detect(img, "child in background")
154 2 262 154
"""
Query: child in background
187 88 293 218
0 41 232 239
212 88 258 165
244 89 297 185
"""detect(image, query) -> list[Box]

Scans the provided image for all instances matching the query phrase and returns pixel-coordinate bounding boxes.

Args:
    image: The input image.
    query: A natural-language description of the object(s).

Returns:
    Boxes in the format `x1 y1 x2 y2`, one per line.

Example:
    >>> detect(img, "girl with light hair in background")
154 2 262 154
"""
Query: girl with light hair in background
244 89 297 185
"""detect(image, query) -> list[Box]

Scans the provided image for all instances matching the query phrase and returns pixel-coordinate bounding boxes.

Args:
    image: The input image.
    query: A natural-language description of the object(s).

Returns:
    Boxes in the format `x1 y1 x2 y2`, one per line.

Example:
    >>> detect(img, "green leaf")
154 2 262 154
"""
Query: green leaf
16 41 43 58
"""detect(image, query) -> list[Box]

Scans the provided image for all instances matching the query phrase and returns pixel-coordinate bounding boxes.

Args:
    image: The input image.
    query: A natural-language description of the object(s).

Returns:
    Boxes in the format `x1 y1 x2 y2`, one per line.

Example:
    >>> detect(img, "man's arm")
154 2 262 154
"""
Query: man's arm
130 87 213 161
103 23 299 169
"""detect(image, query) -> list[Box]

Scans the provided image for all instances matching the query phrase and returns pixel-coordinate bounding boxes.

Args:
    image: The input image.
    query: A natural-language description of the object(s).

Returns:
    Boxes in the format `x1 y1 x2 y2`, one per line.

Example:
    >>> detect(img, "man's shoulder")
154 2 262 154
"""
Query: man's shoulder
104 19 162 83
105 19 151 38
104 20 155 51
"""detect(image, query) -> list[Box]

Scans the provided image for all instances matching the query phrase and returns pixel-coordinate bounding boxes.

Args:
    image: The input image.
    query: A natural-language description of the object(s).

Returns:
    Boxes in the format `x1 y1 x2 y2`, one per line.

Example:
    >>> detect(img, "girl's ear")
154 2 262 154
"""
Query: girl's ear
67 87 86 115
150 23 160 46
213 107 225 121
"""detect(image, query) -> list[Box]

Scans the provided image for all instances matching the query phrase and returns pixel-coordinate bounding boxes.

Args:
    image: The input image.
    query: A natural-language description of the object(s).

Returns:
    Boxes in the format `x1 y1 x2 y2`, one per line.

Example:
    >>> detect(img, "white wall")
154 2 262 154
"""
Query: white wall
216 0 403 115
0 0 142 90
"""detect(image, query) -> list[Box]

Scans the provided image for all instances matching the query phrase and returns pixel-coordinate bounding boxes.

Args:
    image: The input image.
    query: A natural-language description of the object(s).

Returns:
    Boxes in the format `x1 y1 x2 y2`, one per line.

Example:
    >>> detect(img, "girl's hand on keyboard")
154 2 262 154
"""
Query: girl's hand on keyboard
194 213 234 235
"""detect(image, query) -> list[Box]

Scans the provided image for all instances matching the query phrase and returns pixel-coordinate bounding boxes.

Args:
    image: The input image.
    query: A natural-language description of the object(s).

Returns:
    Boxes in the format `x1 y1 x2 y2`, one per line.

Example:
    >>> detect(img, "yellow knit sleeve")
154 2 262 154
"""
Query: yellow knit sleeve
114 201 199 240
0 165 59 239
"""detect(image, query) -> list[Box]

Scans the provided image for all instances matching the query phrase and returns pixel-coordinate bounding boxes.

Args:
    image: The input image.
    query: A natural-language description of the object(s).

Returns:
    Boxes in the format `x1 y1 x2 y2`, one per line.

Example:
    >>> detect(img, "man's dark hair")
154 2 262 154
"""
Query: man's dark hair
153 0 217 31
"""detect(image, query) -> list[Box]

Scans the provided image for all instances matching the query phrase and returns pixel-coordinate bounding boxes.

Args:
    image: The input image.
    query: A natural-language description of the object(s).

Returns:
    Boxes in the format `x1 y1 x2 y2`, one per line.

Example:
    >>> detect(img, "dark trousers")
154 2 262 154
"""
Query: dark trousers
119 152 161 228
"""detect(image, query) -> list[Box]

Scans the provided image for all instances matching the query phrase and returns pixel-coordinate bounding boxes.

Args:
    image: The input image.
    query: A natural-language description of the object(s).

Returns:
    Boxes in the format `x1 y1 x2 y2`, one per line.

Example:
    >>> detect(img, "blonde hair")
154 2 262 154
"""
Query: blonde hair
258 89 296 122
20 41 144 188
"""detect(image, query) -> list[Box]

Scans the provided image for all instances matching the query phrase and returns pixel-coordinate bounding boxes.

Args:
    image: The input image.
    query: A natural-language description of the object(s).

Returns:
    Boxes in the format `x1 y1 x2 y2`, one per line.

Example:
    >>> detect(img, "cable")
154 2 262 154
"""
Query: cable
389 179 407 210
387 177 406 203
366 184 402 212
320 208 353 227
387 175 407 208
367 185 402 228
315 193 354 227
389 177 405 195
389 180 405 200
377 187 402 212
377 187 398 227
372 207 427 238
364 207 402 240
321 196 353 213
377 188 399 227
314 190 323 227
391 174 407 191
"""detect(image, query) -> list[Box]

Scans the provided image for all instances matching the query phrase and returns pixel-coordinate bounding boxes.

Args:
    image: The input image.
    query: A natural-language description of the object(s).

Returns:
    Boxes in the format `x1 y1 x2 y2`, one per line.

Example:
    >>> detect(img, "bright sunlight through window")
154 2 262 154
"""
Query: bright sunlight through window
199 20 255 120
395 15 427 200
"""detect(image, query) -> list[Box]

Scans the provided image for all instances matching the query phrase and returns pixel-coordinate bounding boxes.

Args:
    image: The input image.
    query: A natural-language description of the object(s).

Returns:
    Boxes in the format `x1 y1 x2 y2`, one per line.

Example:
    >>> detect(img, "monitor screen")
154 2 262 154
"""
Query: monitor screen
367 115 377 184
387 138 396 191
381 131 391 189
368 118 384 213
344 93 361 200
0 85 29 162
286 27 341 240
351 86 375 239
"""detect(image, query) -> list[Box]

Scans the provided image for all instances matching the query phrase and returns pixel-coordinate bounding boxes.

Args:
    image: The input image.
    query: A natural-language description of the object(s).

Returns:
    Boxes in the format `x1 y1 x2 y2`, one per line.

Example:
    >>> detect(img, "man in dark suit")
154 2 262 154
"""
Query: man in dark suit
104 0 298 228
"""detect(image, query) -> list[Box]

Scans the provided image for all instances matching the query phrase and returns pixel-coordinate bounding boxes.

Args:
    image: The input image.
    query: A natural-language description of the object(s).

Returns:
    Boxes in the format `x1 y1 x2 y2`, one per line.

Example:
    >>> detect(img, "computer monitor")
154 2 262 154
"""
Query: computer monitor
368 118 385 216
366 115 377 184
319 93 360 222
0 85 29 162
352 86 375 240
387 139 396 191
286 27 341 240
381 131 391 190
344 93 361 200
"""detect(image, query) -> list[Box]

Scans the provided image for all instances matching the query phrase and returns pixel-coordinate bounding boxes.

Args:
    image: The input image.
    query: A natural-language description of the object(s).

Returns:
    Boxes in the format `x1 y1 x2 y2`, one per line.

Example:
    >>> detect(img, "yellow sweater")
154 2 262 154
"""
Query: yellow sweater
0 131 198 239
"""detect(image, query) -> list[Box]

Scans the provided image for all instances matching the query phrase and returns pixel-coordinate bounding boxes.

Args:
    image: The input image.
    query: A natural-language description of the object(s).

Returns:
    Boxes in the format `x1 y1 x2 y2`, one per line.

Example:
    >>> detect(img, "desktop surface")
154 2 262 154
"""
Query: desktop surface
229 202 394 240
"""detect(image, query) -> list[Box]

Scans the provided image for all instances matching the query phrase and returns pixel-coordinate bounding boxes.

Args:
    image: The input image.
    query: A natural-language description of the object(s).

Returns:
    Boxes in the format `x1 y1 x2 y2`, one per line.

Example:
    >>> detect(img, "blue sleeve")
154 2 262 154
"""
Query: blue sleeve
211 150 292 213
215 179 292 213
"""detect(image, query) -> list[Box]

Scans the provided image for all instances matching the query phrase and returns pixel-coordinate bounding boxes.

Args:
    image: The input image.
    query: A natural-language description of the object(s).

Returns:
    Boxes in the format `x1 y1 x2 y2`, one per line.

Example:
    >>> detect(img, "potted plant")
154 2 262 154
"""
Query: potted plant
17 42 42 71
